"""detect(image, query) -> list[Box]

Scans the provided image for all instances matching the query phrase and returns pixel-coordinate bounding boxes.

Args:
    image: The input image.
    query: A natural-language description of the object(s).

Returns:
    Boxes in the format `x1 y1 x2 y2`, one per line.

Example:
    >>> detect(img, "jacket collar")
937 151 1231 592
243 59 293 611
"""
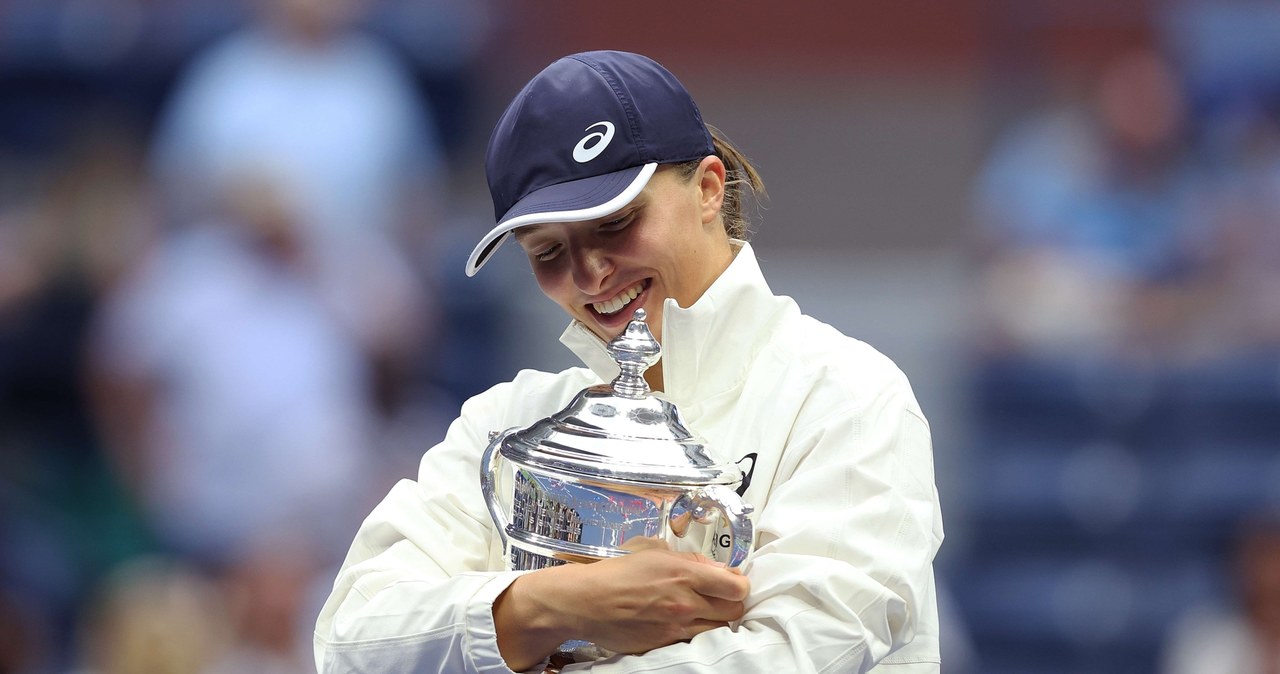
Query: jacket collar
559 241 795 407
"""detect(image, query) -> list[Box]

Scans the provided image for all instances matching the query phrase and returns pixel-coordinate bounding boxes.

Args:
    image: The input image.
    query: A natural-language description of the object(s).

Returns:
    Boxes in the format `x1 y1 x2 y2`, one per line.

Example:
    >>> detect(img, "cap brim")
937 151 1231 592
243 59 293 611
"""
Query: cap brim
466 163 657 276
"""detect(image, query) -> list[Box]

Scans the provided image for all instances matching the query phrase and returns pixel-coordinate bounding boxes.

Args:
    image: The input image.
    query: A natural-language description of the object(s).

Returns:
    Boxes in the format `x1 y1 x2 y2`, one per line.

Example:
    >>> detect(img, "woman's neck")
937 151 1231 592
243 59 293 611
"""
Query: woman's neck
644 360 664 393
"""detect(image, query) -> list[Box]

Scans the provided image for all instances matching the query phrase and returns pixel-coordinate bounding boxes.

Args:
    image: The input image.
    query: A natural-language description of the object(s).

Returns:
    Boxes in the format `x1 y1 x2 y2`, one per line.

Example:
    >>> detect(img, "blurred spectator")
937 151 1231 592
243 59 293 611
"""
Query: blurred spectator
87 180 377 568
1162 516 1280 674
1171 98 1280 359
148 0 446 411
69 557 231 674
150 0 445 242
972 46 1212 362
204 536 323 674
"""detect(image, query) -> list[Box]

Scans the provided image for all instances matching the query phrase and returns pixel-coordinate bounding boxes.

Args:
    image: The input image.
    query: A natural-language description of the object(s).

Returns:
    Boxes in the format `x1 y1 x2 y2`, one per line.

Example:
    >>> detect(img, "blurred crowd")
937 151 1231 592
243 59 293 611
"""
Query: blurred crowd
973 23 1280 365
967 4 1280 672
1 1 498 672
2 1 1280 673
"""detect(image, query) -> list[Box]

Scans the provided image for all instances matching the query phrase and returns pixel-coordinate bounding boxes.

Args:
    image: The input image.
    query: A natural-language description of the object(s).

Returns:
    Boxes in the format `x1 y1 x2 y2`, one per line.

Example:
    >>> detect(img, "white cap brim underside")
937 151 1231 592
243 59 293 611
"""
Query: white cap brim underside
465 163 658 276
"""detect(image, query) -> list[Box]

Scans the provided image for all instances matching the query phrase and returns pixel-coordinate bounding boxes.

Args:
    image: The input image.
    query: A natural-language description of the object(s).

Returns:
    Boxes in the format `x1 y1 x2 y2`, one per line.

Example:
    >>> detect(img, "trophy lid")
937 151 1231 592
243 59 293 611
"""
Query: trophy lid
499 309 742 486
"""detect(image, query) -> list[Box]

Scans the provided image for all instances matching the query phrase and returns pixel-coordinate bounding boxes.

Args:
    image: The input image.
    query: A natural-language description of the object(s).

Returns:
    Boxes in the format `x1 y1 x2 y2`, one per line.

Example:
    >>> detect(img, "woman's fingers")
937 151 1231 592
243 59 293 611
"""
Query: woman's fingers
619 536 669 552
697 596 747 623
681 617 735 642
680 553 751 602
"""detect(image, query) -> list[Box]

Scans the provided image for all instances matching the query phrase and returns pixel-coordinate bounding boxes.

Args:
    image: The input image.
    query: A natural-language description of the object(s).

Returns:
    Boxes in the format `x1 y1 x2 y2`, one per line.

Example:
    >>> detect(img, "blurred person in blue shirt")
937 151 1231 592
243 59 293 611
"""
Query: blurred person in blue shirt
972 47 1214 362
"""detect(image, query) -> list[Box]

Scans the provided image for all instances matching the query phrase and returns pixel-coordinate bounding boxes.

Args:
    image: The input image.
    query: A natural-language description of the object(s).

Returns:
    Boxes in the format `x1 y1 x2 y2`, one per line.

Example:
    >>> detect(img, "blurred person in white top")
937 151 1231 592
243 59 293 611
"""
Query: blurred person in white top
1163 517 1280 674
88 169 376 674
148 0 444 391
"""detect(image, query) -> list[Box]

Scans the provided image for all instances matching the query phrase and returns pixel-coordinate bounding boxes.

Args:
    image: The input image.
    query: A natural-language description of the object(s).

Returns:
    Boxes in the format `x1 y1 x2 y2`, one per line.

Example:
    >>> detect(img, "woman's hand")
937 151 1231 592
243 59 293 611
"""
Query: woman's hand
493 548 750 670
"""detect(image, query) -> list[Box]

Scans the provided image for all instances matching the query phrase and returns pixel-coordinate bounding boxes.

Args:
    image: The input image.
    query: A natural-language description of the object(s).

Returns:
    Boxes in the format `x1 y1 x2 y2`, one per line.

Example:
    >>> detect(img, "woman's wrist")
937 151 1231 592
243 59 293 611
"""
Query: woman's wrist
493 566 581 670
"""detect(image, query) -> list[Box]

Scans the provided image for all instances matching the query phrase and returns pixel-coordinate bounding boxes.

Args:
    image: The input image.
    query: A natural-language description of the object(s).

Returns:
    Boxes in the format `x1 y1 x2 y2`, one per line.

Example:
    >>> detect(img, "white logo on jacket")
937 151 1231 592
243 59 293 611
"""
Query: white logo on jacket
572 121 615 163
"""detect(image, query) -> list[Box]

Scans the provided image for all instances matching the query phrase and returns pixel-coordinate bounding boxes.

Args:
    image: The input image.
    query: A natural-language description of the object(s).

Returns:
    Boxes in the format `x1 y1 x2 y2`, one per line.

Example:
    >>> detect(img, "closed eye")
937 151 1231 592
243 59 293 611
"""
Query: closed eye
532 243 562 262
598 210 635 233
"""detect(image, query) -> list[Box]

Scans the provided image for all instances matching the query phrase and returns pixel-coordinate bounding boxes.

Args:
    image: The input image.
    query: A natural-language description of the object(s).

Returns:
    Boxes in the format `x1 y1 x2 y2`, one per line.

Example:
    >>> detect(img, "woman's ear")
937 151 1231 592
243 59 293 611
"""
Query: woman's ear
696 155 726 226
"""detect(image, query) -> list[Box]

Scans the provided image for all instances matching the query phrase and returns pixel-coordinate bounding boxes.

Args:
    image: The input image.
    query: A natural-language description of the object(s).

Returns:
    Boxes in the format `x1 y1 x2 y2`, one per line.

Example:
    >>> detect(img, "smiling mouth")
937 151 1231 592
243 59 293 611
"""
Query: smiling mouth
590 280 647 316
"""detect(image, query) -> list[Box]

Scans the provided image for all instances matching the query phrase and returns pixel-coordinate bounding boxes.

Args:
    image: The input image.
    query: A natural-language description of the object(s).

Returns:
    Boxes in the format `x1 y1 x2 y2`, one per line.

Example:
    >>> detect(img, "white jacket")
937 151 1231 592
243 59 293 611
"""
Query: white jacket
314 242 944 673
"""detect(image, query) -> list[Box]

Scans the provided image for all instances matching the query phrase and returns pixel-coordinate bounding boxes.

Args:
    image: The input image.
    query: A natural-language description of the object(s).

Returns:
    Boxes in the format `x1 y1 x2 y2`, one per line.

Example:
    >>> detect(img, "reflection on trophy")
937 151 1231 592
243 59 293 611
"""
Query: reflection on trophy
480 309 755 573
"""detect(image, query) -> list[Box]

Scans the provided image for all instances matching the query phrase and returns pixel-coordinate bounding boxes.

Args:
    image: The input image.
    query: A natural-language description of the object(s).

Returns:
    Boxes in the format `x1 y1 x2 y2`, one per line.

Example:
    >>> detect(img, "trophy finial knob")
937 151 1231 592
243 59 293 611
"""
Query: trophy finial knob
606 308 661 398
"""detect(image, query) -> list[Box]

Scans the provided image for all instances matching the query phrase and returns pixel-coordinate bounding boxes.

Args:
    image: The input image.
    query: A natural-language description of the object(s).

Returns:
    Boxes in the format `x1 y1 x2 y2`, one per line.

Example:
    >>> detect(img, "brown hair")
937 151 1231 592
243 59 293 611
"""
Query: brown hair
674 124 766 240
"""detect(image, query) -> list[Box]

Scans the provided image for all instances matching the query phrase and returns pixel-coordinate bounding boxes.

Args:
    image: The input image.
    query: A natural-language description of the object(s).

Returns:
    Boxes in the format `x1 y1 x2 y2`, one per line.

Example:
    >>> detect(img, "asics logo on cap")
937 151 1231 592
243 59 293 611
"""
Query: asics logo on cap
572 121 615 163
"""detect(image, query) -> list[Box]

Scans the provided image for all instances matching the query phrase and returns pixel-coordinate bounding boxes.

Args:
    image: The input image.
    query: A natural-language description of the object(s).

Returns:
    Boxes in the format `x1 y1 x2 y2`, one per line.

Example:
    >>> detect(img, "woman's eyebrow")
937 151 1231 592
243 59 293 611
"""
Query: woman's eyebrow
513 226 548 243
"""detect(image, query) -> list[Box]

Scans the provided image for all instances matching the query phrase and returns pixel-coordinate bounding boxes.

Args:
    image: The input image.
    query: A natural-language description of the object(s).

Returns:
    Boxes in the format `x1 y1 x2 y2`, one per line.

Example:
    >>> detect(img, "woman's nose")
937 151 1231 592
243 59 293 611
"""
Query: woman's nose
571 247 611 293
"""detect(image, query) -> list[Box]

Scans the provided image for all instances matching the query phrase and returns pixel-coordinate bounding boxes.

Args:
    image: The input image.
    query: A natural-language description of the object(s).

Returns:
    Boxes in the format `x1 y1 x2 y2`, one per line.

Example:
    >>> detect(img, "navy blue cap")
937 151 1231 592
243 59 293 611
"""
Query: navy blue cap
466 50 715 276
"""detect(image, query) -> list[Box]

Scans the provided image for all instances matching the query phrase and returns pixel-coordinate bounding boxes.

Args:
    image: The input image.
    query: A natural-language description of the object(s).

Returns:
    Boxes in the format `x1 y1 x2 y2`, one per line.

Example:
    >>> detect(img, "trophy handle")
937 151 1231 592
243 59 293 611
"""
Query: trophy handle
668 485 755 568
480 430 512 554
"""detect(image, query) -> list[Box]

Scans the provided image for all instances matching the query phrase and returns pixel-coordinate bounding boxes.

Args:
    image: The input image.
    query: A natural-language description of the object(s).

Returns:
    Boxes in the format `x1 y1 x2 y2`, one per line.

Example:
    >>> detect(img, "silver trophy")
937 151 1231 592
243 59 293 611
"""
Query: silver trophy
480 308 754 573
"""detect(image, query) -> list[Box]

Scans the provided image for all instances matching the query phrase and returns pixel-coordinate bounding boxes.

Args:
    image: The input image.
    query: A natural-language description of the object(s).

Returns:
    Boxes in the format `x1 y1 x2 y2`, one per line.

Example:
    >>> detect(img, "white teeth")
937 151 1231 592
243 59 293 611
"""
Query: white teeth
593 282 643 315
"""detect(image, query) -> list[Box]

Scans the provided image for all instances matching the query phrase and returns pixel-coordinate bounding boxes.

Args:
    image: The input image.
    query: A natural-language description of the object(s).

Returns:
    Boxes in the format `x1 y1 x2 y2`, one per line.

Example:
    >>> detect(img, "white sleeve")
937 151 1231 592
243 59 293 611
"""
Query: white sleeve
566 390 944 673
313 386 530 674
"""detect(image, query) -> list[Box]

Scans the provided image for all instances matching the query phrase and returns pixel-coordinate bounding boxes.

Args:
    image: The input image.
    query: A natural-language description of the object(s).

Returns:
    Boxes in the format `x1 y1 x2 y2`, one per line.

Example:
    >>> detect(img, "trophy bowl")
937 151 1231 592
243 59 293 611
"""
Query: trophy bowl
480 309 754 572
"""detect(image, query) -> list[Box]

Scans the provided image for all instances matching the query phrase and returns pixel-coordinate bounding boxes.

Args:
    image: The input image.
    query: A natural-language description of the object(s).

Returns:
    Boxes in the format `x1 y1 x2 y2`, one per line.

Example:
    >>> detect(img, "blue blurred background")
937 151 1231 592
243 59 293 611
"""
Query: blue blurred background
2 1 1279 673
